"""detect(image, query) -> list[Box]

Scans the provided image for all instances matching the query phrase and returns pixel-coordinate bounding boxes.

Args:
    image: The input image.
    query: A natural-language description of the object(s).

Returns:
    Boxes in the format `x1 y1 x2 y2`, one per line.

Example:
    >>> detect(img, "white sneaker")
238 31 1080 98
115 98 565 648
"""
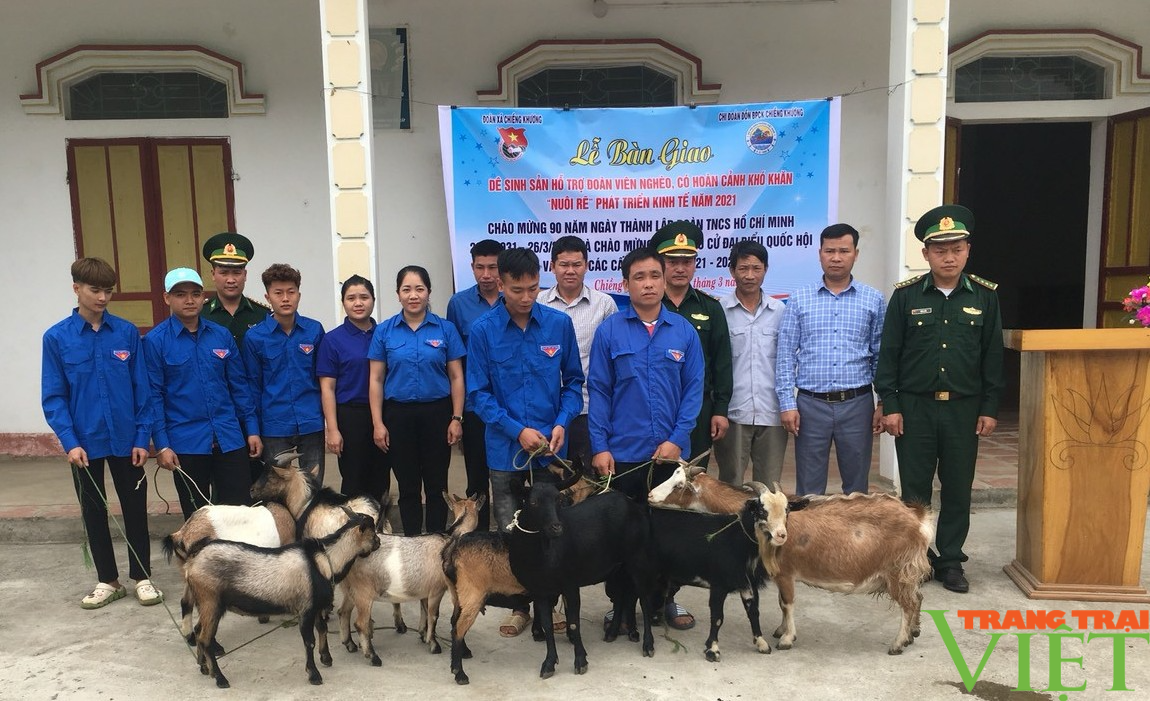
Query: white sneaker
135 579 163 606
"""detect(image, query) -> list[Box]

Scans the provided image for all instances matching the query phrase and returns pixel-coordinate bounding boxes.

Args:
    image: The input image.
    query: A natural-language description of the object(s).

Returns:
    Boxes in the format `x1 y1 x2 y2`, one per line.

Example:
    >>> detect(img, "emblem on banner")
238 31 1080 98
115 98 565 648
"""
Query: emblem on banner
498 127 528 161
112 350 130 361
666 349 685 362
540 344 560 358
427 339 444 348
746 122 777 155
213 348 230 359
299 344 314 355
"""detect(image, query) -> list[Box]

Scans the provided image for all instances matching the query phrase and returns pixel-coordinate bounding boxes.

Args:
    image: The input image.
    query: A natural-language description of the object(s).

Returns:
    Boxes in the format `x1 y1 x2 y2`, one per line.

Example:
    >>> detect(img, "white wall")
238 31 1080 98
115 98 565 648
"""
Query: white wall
368 0 894 317
0 0 332 436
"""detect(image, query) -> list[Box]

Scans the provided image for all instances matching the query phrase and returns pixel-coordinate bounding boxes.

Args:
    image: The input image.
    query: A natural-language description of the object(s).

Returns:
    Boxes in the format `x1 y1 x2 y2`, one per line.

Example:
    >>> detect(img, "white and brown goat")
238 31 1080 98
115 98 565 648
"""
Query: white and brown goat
649 467 933 655
338 493 485 664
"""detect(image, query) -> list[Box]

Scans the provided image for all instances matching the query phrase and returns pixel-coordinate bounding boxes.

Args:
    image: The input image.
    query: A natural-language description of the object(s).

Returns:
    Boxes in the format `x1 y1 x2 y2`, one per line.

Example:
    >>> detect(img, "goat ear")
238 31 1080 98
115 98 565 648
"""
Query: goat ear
687 465 707 479
474 494 487 511
307 462 321 480
788 497 811 512
443 491 455 506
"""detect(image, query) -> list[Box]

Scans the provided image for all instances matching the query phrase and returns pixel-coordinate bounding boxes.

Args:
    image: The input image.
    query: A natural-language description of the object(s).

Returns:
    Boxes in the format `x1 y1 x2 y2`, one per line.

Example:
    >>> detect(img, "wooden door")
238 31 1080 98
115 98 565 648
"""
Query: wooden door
67 138 236 330
943 117 961 204
1098 107 1150 327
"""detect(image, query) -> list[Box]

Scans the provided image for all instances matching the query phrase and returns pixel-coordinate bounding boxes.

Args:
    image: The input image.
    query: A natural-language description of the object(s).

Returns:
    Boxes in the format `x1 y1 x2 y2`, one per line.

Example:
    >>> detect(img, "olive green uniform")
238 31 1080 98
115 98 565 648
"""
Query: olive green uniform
874 272 1004 570
202 296 270 346
663 286 733 464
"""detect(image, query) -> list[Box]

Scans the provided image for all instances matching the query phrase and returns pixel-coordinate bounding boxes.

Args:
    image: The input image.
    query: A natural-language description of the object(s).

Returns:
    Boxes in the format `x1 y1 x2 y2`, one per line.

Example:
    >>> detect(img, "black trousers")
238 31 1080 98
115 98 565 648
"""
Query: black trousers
386 397 452 535
335 403 390 502
72 456 151 583
688 396 716 468
174 446 252 520
461 409 491 531
566 414 592 471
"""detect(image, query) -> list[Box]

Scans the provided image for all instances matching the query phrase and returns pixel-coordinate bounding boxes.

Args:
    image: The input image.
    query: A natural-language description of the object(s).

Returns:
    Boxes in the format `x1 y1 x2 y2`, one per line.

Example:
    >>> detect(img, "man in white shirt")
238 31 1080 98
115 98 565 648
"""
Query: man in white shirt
713 240 788 486
541 235 618 466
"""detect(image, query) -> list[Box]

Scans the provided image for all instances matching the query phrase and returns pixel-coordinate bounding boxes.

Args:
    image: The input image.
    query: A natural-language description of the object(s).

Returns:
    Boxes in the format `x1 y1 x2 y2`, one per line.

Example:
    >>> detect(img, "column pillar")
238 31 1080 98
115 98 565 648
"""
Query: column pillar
320 0 377 316
882 0 951 486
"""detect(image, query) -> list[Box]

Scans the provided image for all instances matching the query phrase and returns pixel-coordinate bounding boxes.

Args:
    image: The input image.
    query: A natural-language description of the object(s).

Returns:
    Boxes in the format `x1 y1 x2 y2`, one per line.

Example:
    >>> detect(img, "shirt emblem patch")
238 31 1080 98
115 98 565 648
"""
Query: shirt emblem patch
426 339 444 348
690 313 710 321
962 306 983 316
299 344 315 355
112 350 130 361
666 349 685 362
212 348 230 359
910 307 933 315
540 344 560 357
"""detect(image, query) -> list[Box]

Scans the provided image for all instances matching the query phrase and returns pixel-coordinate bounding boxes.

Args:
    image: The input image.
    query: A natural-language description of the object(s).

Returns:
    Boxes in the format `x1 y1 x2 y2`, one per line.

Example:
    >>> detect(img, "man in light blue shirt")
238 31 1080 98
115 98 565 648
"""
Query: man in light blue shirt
713 240 788 486
775 224 885 495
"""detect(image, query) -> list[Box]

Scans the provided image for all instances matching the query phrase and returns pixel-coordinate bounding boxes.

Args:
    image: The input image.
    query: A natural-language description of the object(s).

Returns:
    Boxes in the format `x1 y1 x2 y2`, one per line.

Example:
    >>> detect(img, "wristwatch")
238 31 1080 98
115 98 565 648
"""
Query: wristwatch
451 415 464 424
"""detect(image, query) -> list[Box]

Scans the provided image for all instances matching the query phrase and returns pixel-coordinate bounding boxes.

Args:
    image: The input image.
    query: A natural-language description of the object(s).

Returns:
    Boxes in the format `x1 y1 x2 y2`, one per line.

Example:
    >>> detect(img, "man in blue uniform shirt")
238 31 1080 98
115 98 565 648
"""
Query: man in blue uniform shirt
144 268 261 519
242 263 327 480
42 257 161 609
466 247 583 637
589 246 704 630
447 238 505 531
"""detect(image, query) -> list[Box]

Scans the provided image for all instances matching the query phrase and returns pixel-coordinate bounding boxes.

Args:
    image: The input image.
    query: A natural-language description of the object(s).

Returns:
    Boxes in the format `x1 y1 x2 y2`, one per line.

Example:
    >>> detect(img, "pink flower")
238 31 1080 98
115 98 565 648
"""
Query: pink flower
1132 286 1150 303
1137 305 1150 327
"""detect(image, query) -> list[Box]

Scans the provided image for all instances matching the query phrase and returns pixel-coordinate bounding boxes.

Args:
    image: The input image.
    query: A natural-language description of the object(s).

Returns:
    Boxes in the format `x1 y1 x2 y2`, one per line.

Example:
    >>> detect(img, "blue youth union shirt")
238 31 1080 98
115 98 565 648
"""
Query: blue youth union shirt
41 310 152 459
144 316 259 454
241 314 326 437
367 312 465 402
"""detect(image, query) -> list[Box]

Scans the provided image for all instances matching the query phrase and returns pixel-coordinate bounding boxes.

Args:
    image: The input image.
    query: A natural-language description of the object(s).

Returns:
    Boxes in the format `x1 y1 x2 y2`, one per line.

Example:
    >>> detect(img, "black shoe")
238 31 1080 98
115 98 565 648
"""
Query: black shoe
935 567 969 593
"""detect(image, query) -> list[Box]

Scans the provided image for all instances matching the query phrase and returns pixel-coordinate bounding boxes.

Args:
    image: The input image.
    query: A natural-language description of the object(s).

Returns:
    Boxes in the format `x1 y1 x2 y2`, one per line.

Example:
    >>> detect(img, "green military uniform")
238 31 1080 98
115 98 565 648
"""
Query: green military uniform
202 295 270 345
874 205 1004 583
198 232 269 346
651 222 734 464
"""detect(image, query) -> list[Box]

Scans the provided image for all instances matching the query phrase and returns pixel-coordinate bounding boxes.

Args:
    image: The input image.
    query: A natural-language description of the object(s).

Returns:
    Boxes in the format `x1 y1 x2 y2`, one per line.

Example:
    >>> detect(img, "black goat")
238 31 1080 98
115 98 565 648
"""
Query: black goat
180 514 380 688
506 473 658 679
649 497 773 662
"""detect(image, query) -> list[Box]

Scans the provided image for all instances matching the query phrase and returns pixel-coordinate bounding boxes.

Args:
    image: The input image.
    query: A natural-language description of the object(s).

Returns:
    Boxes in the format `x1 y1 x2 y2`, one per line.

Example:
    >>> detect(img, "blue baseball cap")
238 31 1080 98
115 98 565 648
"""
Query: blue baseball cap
164 267 204 292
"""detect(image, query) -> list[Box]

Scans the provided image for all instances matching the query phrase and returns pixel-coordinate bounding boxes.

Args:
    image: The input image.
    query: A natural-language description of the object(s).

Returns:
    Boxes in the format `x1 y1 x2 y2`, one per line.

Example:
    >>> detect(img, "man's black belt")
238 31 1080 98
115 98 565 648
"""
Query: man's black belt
797 384 873 403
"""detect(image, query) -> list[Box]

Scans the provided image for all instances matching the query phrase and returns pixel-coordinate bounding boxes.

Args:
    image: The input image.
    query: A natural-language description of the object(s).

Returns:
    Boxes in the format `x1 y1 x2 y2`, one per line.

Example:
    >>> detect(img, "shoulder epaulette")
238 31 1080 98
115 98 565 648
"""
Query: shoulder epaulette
968 274 998 290
894 274 924 290
248 296 273 311
702 290 721 302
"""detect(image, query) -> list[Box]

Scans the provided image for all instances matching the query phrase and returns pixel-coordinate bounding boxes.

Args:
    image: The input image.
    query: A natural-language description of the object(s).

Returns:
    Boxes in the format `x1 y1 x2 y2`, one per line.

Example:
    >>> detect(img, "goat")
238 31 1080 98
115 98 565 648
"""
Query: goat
180 514 380 688
337 493 485 665
648 464 765 514
648 497 773 662
499 473 658 681
754 489 934 655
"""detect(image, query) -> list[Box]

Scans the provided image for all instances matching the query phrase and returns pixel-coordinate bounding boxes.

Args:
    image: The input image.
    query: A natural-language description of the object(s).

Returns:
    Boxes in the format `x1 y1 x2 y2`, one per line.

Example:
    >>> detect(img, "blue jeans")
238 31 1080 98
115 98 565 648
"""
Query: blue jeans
489 467 561 531
263 431 326 483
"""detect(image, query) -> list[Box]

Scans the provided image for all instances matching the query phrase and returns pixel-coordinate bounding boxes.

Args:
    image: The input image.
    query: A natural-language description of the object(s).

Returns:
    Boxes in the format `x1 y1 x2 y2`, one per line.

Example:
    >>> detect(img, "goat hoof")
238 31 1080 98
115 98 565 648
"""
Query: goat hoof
215 677 230 689
320 653 333 667
912 629 922 638
461 646 473 660
454 672 470 685
888 647 904 656
431 643 442 655
344 640 358 653
395 622 407 634
209 640 225 657
575 663 588 675
371 655 382 667
185 633 196 647
532 631 547 643
603 631 618 643
642 645 655 658
627 630 640 643
704 650 720 662
776 641 793 651
258 615 270 624
309 673 324 685
540 668 555 680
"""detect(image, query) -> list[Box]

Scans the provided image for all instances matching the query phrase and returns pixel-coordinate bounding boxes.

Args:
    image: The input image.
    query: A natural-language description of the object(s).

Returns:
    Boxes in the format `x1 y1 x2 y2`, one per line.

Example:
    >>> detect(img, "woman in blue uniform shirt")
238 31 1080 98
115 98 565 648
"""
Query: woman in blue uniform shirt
317 275 389 502
368 266 465 535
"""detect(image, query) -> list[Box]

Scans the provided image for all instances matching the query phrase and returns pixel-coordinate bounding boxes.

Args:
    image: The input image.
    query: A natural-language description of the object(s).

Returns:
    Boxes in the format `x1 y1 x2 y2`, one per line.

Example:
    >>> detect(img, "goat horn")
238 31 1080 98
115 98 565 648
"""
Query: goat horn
743 481 770 494
271 450 302 468
687 465 708 478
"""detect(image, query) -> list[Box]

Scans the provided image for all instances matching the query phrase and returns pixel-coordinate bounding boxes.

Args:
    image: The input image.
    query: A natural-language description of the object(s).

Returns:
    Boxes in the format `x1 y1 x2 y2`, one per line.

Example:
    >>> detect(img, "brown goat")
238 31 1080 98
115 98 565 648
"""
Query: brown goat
754 490 934 655
647 464 762 513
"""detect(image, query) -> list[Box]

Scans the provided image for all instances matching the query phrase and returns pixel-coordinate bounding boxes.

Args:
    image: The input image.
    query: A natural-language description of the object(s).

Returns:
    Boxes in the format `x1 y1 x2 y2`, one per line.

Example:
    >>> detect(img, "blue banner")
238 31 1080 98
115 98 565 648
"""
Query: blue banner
439 100 840 298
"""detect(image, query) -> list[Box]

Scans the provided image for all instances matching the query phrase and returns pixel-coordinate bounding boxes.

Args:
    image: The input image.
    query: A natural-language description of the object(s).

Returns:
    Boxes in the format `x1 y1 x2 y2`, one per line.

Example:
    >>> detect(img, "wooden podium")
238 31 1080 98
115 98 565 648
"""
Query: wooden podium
1003 328 1150 603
